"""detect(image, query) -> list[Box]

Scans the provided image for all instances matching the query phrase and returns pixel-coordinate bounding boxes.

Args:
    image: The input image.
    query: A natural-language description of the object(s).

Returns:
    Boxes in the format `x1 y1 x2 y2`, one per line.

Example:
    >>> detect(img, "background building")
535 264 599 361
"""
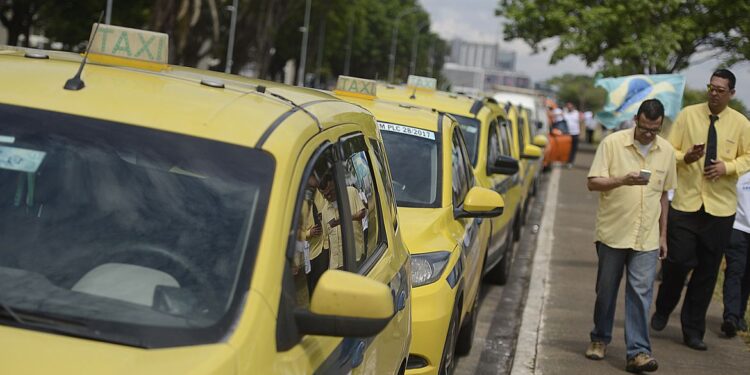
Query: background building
442 39 531 95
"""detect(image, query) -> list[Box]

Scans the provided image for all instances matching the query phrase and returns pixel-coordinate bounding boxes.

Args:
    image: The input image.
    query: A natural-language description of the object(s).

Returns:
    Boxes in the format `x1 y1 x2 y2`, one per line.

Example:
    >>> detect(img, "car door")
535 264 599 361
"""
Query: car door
450 126 484 319
485 118 515 260
274 125 408 375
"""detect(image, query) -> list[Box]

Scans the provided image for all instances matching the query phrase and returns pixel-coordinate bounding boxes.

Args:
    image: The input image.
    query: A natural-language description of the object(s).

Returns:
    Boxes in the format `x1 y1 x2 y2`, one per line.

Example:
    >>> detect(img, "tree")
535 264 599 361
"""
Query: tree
496 0 745 76
546 74 607 112
0 0 45 46
682 87 748 117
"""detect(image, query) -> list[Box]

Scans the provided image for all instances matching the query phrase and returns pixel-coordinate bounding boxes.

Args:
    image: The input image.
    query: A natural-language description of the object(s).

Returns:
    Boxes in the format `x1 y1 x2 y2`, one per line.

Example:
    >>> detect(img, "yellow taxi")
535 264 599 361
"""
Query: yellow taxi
500 102 544 227
332 76 506 374
378 77 523 285
0 25 410 374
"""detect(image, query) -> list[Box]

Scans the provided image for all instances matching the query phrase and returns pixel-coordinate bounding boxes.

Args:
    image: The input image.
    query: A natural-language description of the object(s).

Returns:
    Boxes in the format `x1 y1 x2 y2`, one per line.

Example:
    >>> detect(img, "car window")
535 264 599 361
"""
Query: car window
0 105 272 348
451 127 471 205
451 114 481 166
498 117 512 157
288 146 341 308
488 119 502 164
340 135 385 271
379 122 440 208
517 116 526 152
369 138 398 230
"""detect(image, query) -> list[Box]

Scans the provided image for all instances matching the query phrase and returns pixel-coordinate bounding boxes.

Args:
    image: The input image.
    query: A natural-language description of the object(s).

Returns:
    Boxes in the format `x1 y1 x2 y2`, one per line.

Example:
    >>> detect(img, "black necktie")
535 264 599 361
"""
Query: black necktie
705 114 719 169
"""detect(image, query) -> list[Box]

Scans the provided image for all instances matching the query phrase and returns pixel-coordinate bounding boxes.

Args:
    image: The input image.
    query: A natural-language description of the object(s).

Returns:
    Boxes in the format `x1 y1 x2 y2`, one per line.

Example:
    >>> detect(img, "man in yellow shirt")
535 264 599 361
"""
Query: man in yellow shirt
586 99 676 373
318 176 366 270
652 69 750 351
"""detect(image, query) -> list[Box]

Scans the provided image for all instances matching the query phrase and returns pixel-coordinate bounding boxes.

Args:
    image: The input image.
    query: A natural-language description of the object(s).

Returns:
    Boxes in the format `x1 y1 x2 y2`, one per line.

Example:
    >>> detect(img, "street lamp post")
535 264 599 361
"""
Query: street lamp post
225 0 239 73
409 21 429 76
297 0 312 86
387 7 419 83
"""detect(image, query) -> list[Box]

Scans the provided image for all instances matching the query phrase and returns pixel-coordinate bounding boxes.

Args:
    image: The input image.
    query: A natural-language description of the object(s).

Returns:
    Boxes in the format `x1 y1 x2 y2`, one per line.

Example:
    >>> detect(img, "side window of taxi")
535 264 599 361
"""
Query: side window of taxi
341 134 385 271
498 117 513 157
488 119 501 164
451 128 471 205
370 138 398 231
287 146 342 309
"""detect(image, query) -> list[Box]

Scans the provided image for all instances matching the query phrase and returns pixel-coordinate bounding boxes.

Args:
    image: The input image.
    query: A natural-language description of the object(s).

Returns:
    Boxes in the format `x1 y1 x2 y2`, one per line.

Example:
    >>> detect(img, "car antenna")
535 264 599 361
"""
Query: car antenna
64 12 104 91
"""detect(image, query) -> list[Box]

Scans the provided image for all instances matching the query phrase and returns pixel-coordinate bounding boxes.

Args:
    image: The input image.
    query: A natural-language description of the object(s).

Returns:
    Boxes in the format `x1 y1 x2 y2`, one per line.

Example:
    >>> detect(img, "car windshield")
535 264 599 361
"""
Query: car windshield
451 114 480 166
378 122 440 207
0 104 272 348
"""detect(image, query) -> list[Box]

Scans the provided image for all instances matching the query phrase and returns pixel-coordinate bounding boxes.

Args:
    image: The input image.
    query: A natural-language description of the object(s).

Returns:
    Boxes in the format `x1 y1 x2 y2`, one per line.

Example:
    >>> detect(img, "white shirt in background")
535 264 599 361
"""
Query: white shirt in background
564 109 581 135
733 172 750 234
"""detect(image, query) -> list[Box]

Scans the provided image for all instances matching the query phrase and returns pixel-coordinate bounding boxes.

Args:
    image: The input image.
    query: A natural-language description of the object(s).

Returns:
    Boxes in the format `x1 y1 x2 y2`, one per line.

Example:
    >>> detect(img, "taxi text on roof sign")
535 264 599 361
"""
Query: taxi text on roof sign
335 76 377 99
87 23 169 70
407 75 437 91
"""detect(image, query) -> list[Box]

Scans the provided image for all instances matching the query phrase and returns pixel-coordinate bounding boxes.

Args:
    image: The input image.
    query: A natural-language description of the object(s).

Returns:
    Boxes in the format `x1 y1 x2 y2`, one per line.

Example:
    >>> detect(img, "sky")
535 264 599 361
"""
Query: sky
421 0 750 106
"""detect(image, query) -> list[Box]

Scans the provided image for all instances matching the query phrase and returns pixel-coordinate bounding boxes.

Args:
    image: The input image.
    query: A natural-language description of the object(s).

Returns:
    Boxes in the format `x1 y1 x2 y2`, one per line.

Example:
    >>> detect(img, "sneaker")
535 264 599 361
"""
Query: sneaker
626 353 659 373
651 312 668 331
585 341 606 360
721 319 737 338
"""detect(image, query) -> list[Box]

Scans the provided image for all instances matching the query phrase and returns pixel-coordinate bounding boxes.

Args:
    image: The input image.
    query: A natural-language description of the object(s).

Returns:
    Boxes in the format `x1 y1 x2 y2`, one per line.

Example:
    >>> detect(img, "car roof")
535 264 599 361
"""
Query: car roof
332 93 445 133
376 83 507 120
0 46 370 150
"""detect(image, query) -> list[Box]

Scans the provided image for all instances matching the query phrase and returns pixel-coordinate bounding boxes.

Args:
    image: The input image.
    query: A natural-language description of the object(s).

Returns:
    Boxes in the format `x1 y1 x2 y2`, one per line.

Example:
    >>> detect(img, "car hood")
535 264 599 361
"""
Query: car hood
0 324 236 375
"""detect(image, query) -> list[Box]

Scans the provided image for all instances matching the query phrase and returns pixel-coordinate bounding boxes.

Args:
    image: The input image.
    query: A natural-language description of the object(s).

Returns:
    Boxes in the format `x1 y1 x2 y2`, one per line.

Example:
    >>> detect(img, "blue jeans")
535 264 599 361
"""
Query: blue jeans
590 242 659 359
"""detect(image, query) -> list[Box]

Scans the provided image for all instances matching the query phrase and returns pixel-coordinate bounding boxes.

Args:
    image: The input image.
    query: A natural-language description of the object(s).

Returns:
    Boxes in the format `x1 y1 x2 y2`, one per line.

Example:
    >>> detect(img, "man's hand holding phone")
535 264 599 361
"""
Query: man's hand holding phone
684 143 705 164
621 171 649 186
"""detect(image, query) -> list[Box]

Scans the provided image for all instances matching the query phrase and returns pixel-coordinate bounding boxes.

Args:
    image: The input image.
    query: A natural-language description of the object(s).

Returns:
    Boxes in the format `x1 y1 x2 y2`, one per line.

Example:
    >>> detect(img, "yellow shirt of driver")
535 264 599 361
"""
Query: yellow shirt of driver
322 186 365 269
588 128 677 250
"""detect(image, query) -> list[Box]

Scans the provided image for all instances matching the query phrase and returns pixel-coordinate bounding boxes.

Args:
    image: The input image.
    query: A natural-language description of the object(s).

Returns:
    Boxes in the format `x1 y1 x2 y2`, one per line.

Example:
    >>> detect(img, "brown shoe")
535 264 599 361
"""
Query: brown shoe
585 341 606 360
626 352 658 373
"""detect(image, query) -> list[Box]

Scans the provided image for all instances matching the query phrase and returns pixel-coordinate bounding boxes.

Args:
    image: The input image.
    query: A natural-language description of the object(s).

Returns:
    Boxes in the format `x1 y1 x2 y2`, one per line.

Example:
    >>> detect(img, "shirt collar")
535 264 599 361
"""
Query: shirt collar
623 127 661 150
702 102 731 118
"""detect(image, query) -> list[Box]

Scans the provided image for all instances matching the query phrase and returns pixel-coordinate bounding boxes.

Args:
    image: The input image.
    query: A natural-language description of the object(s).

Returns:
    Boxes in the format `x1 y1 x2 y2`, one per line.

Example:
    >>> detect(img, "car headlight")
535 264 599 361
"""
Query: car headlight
410 251 451 287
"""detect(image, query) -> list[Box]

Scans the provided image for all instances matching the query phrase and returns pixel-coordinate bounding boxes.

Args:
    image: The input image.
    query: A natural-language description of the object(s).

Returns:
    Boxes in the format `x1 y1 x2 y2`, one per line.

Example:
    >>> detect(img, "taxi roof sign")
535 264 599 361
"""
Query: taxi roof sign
407 75 437 91
87 23 169 70
334 76 377 99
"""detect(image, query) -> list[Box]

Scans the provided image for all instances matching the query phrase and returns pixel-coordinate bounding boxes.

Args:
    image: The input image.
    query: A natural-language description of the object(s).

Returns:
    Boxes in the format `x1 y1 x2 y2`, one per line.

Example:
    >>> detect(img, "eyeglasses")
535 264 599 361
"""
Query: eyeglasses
707 84 730 94
636 123 661 135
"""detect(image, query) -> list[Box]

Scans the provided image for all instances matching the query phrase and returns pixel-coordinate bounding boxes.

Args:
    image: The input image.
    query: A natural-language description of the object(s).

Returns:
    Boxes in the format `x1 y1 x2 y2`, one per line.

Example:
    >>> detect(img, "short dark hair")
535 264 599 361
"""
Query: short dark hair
712 69 736 89
636 99 665 122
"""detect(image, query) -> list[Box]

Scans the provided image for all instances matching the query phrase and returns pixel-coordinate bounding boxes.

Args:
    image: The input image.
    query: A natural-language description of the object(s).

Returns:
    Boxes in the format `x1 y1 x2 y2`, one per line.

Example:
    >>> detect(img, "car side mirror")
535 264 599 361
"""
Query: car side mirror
522 144 542 160
487 155 519 176
295 270 394 337
455 186 504 219
532 134 548 148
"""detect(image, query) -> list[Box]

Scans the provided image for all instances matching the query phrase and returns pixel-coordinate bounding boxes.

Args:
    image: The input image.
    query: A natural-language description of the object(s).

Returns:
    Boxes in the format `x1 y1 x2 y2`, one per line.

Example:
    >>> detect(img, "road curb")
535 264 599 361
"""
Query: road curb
510 166 561 375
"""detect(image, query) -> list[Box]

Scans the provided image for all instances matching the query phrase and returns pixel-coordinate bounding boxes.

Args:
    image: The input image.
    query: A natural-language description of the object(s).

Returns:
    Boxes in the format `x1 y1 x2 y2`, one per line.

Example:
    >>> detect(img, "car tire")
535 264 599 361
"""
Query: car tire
485 228 513 285
439 303 461 375
455 285 480 356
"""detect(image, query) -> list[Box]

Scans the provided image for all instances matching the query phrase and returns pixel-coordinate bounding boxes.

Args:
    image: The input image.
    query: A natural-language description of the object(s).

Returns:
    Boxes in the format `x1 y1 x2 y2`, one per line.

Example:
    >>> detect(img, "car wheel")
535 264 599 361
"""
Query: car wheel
485 228 513 285
455 286 480 355
439 304 461 375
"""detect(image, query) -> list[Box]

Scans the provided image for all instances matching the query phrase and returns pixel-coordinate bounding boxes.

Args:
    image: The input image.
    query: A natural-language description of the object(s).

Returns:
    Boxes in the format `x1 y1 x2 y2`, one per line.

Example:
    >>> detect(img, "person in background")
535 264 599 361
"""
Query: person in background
721 171 750 337
585 110 597 143
652 69 750 351
585 99 676 373
564 102 581 168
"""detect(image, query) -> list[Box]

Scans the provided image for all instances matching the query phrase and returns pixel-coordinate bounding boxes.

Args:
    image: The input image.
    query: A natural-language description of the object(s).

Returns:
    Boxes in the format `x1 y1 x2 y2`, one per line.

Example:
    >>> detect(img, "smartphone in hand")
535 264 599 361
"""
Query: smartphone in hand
639 169 652 182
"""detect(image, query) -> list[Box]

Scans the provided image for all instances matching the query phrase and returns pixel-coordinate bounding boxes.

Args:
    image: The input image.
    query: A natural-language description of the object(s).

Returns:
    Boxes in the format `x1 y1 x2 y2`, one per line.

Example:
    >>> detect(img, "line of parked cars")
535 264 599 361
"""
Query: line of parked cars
0 24 548 375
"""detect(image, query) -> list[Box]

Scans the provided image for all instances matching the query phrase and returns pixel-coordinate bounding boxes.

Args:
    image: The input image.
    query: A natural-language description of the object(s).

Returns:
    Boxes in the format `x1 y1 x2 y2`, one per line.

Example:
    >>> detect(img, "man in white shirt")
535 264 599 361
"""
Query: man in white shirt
721 172 750 337
564 102 581 168
585 110 597 144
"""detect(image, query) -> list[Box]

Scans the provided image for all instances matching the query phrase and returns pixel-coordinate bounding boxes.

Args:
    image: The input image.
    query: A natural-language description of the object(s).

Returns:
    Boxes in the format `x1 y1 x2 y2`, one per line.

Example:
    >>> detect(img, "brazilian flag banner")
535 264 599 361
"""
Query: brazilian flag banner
595 74 686 130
